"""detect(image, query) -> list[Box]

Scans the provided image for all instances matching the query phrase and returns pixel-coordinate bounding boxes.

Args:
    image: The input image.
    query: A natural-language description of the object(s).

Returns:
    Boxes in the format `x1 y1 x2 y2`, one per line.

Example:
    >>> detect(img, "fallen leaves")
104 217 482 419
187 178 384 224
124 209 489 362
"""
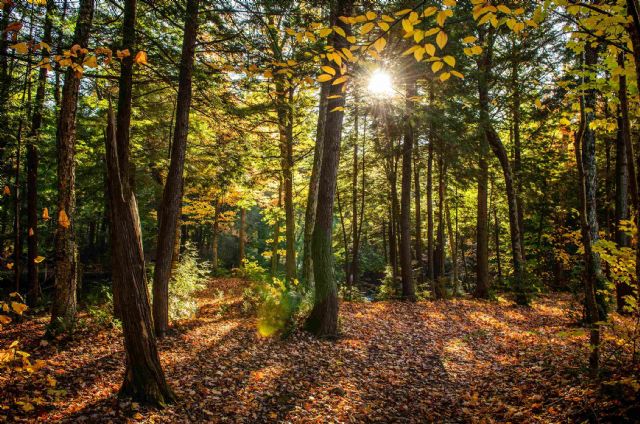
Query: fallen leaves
0 279 635 422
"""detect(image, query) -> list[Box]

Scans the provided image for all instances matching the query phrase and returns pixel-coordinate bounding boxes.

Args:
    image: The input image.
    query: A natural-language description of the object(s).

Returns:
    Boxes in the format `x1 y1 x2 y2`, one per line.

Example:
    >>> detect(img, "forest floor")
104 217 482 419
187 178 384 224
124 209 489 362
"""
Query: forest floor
1 278 636 423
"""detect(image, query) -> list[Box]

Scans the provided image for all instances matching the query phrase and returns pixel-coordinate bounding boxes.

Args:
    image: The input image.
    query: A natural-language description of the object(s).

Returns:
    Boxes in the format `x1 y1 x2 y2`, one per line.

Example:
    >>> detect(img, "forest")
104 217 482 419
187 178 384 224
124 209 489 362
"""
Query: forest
0 0 639 421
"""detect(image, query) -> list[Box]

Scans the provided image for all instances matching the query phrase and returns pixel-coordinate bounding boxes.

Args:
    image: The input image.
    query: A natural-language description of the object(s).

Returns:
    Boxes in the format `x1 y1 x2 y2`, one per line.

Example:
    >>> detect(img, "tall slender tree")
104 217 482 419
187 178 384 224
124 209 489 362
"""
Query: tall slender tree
152 0 200 338
50 0 94 334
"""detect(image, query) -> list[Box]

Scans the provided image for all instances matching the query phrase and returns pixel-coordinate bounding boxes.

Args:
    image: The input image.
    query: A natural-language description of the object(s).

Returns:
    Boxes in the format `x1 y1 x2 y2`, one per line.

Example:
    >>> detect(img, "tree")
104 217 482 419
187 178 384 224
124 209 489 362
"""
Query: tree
305 0 354 337
105 0 175 404
152 0 200 338
50 0 94 334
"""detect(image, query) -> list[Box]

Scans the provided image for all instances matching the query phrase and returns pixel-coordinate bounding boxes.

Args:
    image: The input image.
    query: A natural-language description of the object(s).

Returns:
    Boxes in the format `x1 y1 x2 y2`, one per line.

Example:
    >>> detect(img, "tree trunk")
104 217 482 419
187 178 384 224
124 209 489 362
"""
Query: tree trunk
105 0 174 403
305 0 353 337
491 177 502 285
238 208 246 267
400 80 416 301
26 0 53 306
511 43 526 261
434 152 446 299
302 82 328 287
582 44 608 320
212 198 221 272
348 100 359 298
615 53 633 313
271 179 282 278
50 0 94 334
152 0 200 338
574 84 602 376
277 86 296 283
414 126 423 285
427 88 435 283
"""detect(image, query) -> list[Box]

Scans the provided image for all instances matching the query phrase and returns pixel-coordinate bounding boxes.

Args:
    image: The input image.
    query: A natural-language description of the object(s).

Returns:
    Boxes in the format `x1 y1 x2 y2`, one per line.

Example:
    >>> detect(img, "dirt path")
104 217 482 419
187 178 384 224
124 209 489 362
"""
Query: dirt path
0 278 621 422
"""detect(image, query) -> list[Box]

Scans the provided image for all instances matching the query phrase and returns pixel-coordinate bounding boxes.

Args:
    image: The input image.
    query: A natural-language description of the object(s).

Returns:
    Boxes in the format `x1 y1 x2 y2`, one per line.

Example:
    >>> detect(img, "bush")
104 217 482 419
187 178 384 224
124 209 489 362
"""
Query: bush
376 266 398 300
236 259 303 336
85 285 120 329
166 242 208 321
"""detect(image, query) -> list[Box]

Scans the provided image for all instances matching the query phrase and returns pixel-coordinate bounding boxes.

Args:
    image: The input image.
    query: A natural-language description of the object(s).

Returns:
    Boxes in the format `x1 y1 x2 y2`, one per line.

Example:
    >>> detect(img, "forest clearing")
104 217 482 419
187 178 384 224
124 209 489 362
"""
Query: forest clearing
2 0 640 422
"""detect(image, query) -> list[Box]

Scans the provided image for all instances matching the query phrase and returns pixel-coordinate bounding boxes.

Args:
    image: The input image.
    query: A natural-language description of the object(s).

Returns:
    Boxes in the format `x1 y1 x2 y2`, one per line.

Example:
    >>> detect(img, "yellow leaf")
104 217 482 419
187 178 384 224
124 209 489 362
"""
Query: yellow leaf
3 185 10 195
116 49 130 59
360 22 374 35
424 44 436 56
346 36 356 44
83 55 97 68
436 31 448 49
133 412 143 420
402 19 413 34
497 5 511 14
451 70 464 79
443 55 455 67
318 28 332 37
317 74 333 82
373 37 386 52
7 262 13 270
402 45 420 56
11 42 29 54
443 0 456 6
34 256 45 264
440 72 451 81
58 210 70 228
11 301 27 315
414 47 425 62
332 76 347 85
321 66 336 76
0 315 11 325
471 45 483 55
20 402 34 412
422 8 436 19
378 22 390 31
134 51 147 65
365 11 376 20
42 207 50 220
382 15 395 22
333 26 346 37
395 9 412 16
463 36 477 43
432 61 443 73
424 28 439 37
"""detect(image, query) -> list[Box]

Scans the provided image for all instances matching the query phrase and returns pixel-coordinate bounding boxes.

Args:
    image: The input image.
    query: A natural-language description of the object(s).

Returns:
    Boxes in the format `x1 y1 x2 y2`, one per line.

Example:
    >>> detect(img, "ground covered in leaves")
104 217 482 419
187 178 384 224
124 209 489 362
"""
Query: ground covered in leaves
1 278 636 423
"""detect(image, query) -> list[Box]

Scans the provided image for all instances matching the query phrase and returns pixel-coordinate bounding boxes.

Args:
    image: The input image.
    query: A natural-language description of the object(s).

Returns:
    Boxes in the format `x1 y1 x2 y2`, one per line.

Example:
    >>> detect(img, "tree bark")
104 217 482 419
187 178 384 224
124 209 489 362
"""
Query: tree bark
271 179 282 278
399 80 416 301
26 0 54 306
50 0 94 334
152 0 200 338
302 82 328 287
212 197 221 272
427 87 435 283
615 53 633 313
105 0 174 403
238 208 246 267
305 0 353 337
574 88 602 376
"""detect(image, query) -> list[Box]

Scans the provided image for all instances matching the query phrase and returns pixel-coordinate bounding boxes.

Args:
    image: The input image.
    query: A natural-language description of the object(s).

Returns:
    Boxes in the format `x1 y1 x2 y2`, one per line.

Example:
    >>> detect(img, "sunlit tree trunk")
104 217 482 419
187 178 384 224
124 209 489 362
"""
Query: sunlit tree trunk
271 179 282 278
50 0 94 334
399 80 416 301
152 0 200 338
306 0 353 337
302 82 328 287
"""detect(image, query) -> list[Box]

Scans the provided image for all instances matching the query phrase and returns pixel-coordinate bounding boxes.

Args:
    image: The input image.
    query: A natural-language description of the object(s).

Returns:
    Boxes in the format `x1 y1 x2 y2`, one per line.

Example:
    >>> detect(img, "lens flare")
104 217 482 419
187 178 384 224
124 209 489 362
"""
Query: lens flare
367 69 394 97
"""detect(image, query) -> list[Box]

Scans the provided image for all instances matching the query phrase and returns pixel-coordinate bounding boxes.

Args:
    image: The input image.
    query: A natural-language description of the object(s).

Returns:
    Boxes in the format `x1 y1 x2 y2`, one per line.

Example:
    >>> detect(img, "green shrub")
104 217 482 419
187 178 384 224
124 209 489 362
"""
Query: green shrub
376 266 398 300
167 242 208 321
